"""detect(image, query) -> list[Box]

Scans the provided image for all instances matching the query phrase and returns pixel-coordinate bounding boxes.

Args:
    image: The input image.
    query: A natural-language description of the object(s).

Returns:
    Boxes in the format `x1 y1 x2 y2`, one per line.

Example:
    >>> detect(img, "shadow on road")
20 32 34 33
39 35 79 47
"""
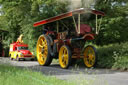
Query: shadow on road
0 57 121 76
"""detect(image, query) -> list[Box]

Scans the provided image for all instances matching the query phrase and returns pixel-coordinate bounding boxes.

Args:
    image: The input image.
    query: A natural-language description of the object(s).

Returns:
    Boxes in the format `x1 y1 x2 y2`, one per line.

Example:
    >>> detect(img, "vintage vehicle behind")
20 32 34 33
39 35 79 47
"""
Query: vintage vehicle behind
33 8 105 69
9 35 35 61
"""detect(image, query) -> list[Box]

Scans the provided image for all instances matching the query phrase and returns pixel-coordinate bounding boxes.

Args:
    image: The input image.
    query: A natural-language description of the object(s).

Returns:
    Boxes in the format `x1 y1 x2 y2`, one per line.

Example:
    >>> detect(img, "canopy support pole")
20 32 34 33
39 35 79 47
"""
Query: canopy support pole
78 13 81 34
72 16 77 32
96 15 98 34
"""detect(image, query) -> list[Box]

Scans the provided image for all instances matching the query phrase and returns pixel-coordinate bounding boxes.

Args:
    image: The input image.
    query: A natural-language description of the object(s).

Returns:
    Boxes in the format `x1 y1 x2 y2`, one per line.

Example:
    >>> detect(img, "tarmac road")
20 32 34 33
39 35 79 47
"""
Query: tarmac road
0 57 128 85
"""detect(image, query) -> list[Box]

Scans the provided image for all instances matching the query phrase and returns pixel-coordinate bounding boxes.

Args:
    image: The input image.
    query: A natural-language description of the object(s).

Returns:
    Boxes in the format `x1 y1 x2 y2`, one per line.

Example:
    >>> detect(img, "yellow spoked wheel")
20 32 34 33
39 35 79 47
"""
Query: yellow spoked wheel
83 45 97 68
36 35 52 66
59 45 72 69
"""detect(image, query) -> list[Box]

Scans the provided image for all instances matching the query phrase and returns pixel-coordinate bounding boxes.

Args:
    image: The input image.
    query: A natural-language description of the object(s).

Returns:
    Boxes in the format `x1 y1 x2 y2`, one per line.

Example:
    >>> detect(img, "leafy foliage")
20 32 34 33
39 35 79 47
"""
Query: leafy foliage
0 0 68 55
97 42 128 70
95 0 128 45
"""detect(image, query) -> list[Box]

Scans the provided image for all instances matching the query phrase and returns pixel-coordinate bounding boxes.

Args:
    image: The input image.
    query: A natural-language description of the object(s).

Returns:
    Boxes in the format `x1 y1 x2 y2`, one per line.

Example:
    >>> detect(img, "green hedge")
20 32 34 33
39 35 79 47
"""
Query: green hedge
97 42 128 70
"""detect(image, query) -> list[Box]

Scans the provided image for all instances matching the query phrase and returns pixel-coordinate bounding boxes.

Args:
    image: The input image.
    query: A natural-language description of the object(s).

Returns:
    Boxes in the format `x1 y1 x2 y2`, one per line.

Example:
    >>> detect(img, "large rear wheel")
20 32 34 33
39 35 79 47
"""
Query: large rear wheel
59 45 72 69
36 35 52 66
83 45 97 68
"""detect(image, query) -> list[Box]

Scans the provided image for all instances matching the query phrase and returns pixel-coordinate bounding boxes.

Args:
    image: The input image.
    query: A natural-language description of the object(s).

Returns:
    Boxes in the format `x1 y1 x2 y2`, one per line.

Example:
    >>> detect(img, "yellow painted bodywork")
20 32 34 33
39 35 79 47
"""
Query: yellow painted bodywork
9 45 35 60
9 51 23 59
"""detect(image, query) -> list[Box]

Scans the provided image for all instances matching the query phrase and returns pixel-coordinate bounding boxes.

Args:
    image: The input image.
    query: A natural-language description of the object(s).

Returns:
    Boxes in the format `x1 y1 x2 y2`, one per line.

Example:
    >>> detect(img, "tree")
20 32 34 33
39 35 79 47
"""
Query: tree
0 0 68 54
95 0 128 45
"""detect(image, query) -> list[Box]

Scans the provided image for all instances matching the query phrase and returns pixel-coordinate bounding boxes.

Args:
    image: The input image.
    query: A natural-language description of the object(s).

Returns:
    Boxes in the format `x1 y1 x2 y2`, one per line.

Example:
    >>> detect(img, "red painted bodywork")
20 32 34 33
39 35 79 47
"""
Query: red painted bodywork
33 8 105 58
76 24 92 35
19 50 32 55
34 12 73 27
11 42 28 47
10 42 32 57
33 8 105 27
92 10 105 16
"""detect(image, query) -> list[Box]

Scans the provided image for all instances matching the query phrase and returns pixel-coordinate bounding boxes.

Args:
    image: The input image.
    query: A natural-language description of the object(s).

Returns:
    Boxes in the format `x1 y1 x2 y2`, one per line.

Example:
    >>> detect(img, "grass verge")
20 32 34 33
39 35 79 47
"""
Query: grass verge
0 64 76 85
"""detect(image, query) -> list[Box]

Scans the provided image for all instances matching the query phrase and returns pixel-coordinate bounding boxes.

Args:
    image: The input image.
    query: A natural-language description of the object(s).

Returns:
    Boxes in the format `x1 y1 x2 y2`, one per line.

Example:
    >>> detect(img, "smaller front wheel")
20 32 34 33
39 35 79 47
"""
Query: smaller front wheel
16 55 20 61
10 54 13 60
59 45 72 69
83 45 97 68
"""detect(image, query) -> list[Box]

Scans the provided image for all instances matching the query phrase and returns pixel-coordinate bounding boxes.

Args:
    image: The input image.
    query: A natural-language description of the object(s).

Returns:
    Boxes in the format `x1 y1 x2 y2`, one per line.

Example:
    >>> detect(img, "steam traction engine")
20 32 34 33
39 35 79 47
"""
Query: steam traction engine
34 8 105 69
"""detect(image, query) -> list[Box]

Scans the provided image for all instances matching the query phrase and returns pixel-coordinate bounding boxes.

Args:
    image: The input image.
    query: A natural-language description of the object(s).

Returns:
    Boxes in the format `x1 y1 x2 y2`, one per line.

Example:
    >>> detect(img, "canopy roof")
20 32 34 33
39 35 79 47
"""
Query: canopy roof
33 8 105 27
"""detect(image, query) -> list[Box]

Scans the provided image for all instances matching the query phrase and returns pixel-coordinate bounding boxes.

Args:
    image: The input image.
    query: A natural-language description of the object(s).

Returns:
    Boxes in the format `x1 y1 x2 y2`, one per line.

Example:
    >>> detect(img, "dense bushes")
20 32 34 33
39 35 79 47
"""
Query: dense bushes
97 42 128 70
0 0 68 57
